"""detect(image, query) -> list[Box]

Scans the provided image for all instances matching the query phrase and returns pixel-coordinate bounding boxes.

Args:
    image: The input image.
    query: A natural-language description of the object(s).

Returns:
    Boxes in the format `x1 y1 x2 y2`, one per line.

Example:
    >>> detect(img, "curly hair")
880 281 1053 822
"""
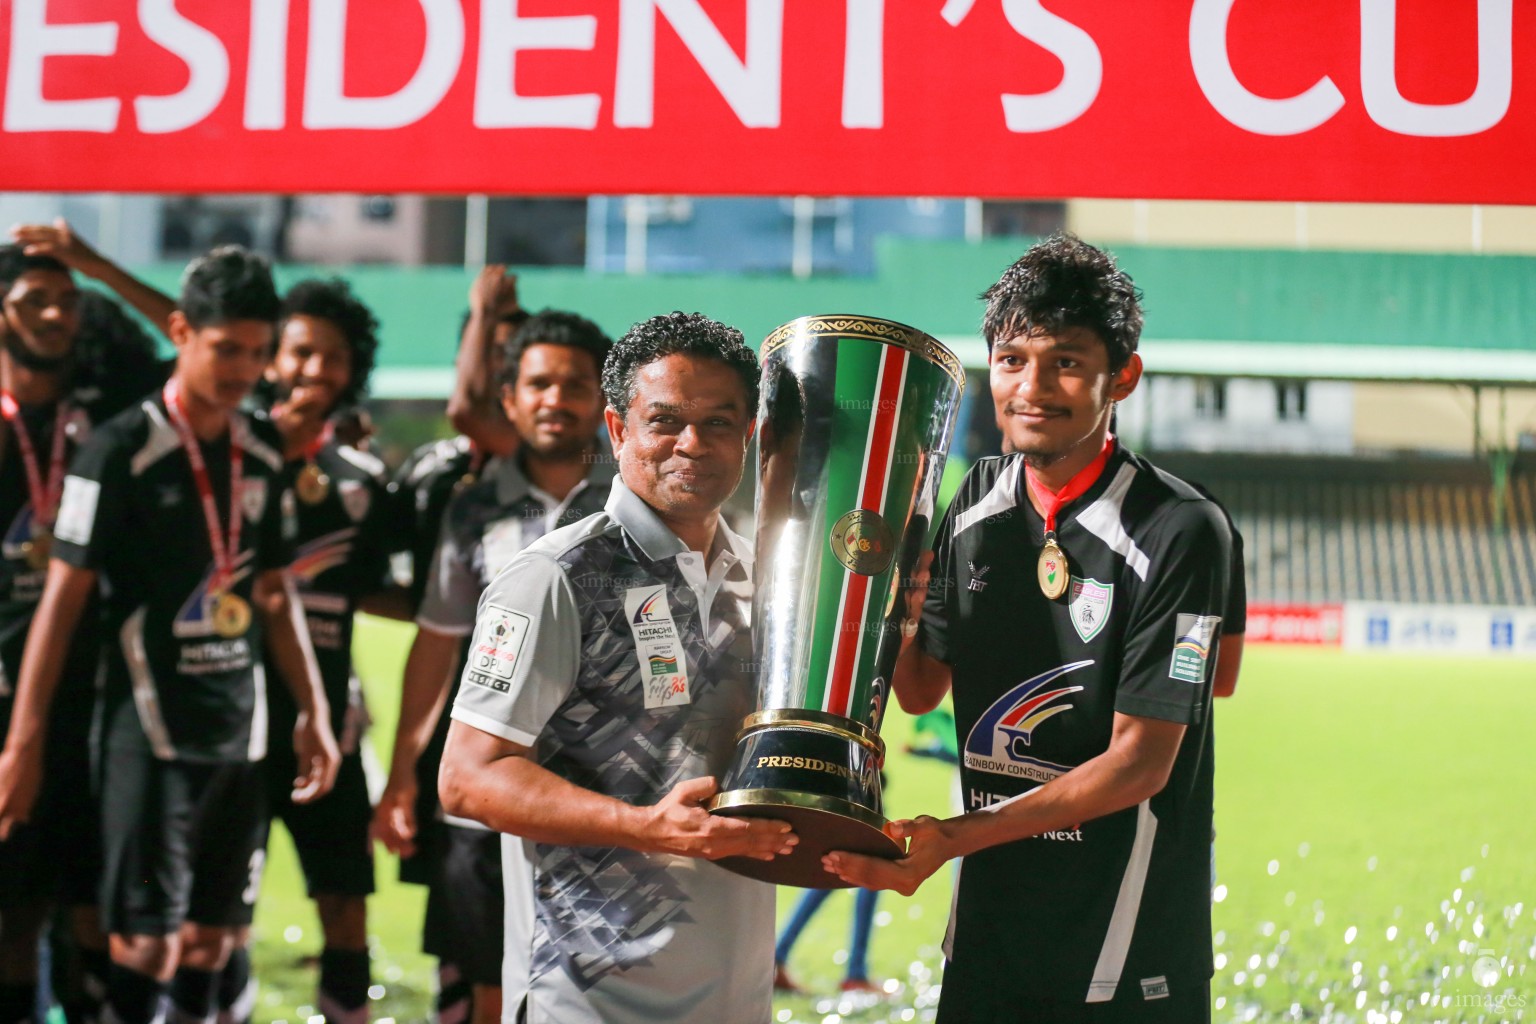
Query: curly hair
179 245 280 329
0 244 70 291
601 312 759 418
500 309 611 388
981 233 1143 372
280 277 380 406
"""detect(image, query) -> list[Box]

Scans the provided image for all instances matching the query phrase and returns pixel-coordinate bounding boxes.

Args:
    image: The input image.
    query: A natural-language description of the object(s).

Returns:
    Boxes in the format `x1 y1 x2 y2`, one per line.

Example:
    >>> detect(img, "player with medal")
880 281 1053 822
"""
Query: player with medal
221 277 400 1024
0 247 340 1024
826 236 1235 1022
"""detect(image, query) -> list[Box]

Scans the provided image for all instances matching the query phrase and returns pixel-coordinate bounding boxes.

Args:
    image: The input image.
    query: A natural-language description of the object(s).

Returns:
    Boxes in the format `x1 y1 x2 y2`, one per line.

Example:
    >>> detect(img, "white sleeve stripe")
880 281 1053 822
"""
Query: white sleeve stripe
953 459 1021 538
414 616 473 637
450 707 540 748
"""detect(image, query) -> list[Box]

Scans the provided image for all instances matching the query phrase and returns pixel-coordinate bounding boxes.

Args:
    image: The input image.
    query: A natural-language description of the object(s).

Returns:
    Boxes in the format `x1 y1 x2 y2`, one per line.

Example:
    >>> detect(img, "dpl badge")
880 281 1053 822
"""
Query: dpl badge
623 585 691 710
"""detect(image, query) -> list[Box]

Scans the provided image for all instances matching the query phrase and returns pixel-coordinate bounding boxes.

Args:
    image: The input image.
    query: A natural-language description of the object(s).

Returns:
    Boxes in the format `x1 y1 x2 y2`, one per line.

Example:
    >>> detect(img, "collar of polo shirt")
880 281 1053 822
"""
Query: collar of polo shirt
491 430 618 507
604 478 752 580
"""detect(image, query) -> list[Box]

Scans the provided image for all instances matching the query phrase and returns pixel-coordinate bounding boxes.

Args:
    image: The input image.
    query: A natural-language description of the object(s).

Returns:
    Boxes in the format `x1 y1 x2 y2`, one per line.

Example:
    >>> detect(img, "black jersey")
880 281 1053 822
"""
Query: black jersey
387 436 481 615
921 444 1231 1011
52 392 289 764
267 438 393 743
1 372 170 750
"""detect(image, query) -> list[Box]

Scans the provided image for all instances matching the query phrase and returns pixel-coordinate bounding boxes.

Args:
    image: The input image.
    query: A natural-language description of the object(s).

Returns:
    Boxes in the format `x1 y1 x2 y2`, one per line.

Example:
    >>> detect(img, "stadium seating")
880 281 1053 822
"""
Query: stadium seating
1149 453 1536 606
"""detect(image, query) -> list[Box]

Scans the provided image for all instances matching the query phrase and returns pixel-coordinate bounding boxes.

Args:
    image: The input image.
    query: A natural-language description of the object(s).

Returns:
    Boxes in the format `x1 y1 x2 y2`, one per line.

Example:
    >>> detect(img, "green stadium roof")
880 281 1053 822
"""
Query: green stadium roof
131 239 1536 398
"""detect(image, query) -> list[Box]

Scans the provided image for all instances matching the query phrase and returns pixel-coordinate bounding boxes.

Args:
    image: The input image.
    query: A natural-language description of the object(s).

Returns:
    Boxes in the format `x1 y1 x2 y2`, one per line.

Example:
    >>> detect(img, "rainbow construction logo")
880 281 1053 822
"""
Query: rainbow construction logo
1169 613 1222 683
648 652 679 677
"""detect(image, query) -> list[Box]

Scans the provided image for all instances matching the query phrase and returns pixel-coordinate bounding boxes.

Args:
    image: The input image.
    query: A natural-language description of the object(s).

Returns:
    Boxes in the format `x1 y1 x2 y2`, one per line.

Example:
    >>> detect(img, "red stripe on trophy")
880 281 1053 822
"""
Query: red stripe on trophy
824 344 909 718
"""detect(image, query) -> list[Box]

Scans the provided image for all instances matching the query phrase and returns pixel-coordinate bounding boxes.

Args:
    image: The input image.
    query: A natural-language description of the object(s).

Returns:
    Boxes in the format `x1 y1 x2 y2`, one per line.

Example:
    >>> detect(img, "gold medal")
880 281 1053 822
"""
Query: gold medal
24 527 52 571
296 462 330 505
212 592 252 638
1038 536 1069 600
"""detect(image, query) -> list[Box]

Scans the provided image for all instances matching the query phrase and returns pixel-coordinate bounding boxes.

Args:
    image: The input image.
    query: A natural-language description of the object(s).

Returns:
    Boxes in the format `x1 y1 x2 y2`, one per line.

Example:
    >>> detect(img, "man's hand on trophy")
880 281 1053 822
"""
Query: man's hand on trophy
821 815 953 897
641 776 798 862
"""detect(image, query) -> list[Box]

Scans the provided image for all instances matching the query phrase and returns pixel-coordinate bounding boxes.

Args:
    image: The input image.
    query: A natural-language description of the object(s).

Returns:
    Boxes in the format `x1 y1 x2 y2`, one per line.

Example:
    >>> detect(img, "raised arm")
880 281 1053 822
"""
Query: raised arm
11 219 176 336
446 264 521 457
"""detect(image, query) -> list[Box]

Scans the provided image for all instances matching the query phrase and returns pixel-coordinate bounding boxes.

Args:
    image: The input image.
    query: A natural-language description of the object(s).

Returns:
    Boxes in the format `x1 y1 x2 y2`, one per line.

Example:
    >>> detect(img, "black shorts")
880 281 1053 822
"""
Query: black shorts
260 750 375 898
99 749 265 935
937 976 1211 1024
422 824 504 986
0 751 100 911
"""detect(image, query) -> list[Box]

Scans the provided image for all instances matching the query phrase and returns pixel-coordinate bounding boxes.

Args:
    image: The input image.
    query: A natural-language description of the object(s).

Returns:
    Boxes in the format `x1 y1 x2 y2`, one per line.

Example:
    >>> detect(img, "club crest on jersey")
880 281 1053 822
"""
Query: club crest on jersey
1169 613 1222 683
2 505 39 564
963 661 1090 783
1068 577 1112 642
241 478 268 522
967 561 991 592
338 479 370 522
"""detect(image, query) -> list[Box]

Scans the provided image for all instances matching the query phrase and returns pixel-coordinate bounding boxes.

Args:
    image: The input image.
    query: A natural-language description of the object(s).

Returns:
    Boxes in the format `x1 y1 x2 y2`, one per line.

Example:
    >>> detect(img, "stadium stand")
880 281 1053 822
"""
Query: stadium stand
1151 452 1536 607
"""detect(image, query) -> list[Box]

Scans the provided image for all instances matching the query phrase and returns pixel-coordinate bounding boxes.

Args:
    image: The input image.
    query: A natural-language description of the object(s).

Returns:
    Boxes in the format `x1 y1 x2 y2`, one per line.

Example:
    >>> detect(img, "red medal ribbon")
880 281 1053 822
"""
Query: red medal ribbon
301 420 335 461
0 390 70 528
163 380 243 592
1023 435 1117 536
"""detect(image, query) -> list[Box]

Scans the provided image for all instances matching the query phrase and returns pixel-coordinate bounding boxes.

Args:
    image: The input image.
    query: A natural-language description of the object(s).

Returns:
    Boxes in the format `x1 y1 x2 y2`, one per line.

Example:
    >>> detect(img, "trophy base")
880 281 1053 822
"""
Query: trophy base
710 789 902 888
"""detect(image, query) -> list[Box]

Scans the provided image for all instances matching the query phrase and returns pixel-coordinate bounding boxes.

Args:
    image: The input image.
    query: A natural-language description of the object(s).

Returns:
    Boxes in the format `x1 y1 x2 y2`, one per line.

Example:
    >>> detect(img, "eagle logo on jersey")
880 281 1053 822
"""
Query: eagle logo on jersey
963 661 1091 782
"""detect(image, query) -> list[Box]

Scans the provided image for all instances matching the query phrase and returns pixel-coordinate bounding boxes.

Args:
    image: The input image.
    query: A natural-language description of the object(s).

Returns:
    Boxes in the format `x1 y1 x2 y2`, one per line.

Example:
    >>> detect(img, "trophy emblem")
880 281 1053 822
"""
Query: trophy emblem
708 315 964 887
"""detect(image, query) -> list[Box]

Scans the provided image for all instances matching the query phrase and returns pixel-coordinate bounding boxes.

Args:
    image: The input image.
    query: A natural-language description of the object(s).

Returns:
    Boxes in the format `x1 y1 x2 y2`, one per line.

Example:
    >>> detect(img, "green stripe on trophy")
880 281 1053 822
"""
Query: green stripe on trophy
800 339 883 713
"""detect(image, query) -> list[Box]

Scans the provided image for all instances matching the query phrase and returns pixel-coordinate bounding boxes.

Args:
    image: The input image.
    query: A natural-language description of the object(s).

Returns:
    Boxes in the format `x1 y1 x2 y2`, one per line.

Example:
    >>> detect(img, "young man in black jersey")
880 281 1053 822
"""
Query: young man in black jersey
211 278 398 1024
0 246 340 1024
826 235 1233 1022
0 232 174 1024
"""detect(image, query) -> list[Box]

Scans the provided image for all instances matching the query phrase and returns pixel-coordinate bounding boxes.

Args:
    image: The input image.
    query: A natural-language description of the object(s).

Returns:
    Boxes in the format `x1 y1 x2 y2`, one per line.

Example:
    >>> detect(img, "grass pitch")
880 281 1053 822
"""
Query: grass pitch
248 624 1535 1023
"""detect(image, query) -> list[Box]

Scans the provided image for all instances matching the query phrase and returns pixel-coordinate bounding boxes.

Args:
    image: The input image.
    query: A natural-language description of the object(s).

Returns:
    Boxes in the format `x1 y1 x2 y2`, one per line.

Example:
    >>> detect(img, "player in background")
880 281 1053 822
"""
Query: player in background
0 223 177 1024
373 310 614 1024
212 278 403 1024
378 269 526 1022
0 246 340 1024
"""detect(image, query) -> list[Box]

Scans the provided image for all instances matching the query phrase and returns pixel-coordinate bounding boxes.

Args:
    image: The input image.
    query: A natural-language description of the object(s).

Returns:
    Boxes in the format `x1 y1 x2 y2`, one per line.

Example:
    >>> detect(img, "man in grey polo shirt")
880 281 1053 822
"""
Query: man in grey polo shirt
440 312 795 1024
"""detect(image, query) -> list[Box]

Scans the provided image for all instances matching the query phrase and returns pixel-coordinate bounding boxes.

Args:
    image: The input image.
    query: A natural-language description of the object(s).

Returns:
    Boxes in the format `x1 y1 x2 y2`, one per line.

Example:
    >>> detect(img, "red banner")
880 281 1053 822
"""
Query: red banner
1247 604 1345 646
3 1 1532 201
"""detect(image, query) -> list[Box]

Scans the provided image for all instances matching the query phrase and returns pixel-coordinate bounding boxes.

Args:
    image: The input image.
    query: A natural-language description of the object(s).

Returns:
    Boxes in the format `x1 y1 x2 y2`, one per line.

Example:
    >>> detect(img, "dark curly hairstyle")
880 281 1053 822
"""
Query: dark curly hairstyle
500 309 611 388
179 245 280 329
0 244 70 291
981 233 1143 372
280 277 381 406
601 312 759 418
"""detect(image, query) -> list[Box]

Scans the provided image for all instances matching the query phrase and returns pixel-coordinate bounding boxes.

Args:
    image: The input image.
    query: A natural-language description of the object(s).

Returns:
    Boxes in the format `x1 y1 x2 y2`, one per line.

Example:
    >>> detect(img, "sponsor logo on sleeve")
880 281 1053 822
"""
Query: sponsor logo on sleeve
54 475 100 546
1169 613 1222 683
1068 577 1112 642
467 604 532 694
624 585 691 709
1141 976 1170 1000
962 661 1090 782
